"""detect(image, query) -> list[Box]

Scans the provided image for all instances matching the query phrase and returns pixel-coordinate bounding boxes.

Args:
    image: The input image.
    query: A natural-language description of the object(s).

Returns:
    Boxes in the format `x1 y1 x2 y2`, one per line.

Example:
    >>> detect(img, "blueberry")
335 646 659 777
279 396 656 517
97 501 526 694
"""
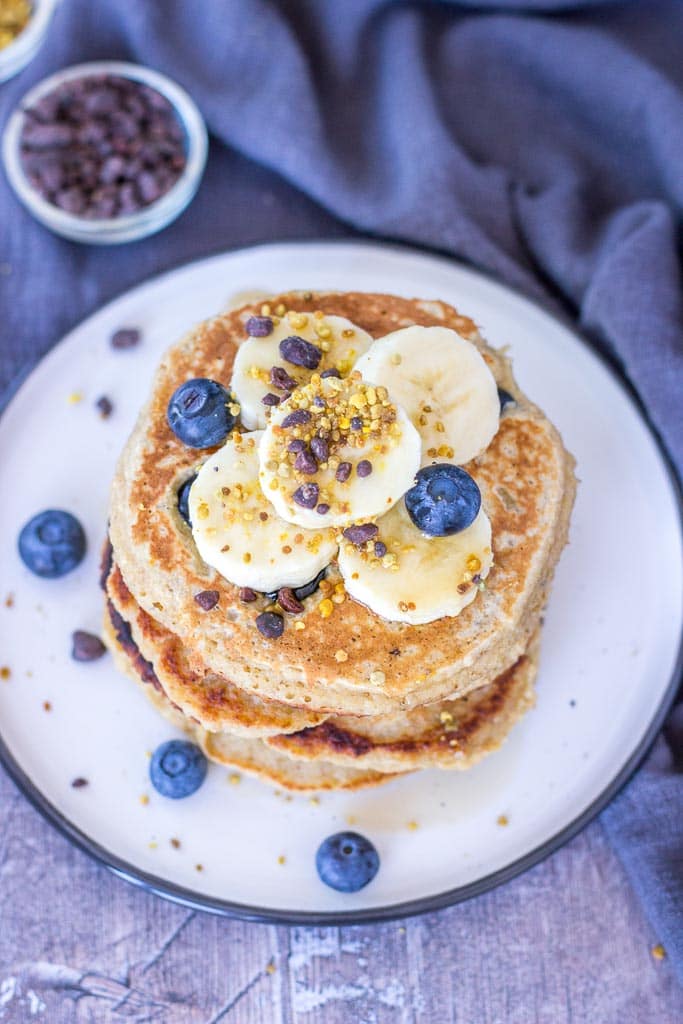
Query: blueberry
167 379 236 449
498 387 516 412
264 568 326 604
405 464 481 537
316 831 380 893
18 510 86 578
149 739 208 798
177 475 197 526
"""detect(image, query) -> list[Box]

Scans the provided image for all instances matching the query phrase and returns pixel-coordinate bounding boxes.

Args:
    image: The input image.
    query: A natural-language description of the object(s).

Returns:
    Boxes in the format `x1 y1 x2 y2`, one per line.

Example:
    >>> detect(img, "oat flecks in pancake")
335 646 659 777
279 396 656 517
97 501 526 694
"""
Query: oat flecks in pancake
108 291 576 716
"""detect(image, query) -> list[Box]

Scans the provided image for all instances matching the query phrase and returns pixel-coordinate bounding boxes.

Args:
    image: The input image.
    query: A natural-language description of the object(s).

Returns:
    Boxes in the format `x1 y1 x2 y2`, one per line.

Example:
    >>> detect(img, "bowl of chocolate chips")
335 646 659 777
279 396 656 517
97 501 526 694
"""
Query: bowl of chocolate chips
2 60 207 243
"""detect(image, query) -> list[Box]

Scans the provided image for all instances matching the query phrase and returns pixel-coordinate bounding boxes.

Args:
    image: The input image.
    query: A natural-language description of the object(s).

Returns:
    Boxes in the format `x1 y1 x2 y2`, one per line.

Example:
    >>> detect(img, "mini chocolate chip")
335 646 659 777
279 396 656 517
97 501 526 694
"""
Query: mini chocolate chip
279 335 322 370
194 590 220 610
316 503 330 515
71 630 107 662
278 587 304 614
281 409 312 428
295 449 318 474
335 461 352 483
320 368 341 379
287 439 306 453
357 459 373 478
95 395 113 418
270 365 298 391
239 587 257 603
350 416 363 431
111 327 141 349
293 483 319 508
343 523 379 546
262 393 281 407
256 611 284 638
246 315 273 337
374 540 387 557
310 436 329 462
71 777 89 788
313 396 325 407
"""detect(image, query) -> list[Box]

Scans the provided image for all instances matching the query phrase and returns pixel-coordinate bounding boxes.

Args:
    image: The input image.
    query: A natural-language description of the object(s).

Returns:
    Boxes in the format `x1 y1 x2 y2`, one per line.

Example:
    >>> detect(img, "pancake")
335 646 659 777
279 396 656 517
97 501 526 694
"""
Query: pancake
266 632 538 773
109 291 575 715
104 551 327 737
104 558 539 778
103 599 398 792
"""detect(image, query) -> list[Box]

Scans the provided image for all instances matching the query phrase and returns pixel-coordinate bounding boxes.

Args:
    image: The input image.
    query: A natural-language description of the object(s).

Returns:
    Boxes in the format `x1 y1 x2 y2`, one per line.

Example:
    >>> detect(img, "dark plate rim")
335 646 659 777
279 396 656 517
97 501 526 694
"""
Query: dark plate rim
0 237 681 926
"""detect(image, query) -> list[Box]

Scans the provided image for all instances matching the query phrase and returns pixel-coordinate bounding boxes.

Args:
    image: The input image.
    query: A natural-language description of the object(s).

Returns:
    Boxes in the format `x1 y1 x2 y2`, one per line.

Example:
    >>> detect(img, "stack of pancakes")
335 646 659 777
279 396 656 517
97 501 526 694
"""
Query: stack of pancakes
103 292 576 791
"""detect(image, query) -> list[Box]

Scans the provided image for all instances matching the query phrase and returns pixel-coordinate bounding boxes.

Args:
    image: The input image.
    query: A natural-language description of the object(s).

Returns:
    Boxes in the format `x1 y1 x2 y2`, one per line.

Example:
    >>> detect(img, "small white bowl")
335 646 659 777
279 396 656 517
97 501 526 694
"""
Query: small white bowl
2 60 208 244
0 0 59 84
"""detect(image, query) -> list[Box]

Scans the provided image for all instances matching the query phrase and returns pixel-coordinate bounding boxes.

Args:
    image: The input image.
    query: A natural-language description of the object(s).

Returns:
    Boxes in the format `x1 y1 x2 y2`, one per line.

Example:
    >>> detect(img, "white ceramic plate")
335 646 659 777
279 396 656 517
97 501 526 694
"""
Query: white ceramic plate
0 241 680 923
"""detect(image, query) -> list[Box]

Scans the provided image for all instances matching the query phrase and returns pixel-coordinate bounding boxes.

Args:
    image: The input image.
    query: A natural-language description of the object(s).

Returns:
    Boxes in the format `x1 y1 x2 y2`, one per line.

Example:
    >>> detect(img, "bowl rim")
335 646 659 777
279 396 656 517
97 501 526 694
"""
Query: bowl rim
1 59 208 238
0 0 59 81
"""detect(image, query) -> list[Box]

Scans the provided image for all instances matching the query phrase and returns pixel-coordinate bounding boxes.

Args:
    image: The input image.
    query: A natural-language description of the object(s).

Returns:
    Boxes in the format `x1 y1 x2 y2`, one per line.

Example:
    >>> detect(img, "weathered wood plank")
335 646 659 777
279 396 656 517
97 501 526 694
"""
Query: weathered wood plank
0 768 678 1023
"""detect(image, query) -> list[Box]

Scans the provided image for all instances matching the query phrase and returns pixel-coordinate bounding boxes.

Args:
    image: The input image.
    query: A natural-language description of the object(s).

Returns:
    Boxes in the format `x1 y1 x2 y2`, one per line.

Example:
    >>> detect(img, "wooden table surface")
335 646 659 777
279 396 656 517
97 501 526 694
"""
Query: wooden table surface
0 765 678 1024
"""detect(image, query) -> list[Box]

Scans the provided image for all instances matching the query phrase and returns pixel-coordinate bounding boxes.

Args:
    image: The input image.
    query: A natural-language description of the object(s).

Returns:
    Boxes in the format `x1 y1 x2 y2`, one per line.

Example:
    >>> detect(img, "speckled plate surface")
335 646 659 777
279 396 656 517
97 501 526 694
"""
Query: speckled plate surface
0 241 681 923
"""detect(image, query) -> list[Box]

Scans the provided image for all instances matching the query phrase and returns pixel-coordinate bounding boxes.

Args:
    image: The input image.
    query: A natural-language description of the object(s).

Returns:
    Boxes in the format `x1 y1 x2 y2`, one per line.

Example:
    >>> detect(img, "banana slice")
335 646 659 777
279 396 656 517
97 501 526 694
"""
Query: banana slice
232 310 373 430
338 502 493 624
189 431 338 591
353 325 499 466
258 373 421 529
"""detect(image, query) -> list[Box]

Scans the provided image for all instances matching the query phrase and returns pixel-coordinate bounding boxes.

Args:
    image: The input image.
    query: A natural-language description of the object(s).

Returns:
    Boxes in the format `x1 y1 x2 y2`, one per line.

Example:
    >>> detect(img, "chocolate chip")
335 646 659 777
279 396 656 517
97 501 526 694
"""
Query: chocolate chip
374 540 387 558
71 777 89 788
194 590 220 610
357 459 373 478
295 449 318 474
239 587 257 603
293 483 319 509
55 188 86 214
99 154 126 184
71 630 107 662
137 171 163 204
95 395 113 419
335 461 352 483
320 368 341 379
343 523 379 546
270 365 297 391
350 416 363 431
287 439 306 453
277 587 304 614
111 327 141 349
256 611 284 638
279 335 322 370
316 503 330 515
246 315 273 337
262 393 281 407
281 409 312 428
22 122 73 149
310 436 329 462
